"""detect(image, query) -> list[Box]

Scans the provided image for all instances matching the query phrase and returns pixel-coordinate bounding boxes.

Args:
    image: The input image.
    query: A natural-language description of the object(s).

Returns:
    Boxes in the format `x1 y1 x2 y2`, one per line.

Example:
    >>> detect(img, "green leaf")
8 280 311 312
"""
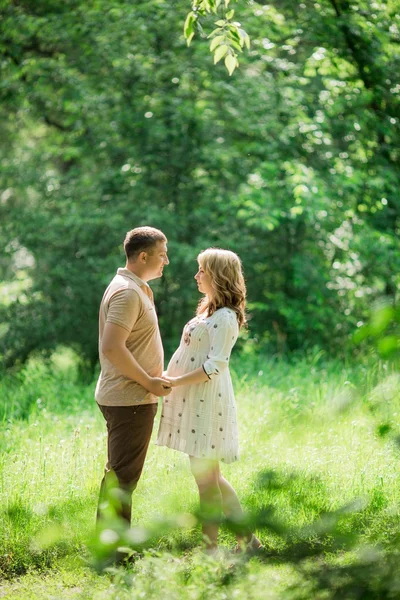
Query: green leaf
228 26 241 41
207 28 223 38
226 9 234 19
209 0 219 13
214 44 229 64
224 53 237 75
370 306 394 336
377 423 392 437
210 35 225 52
377 336 399 358
228 37 242 52
239 28 251 49
215 19 226 26
184 12 195 38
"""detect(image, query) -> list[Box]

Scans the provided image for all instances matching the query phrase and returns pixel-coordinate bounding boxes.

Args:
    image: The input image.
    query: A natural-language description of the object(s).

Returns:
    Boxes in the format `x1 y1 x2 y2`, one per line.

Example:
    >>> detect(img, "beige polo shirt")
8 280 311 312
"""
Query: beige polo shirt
95 268 163 406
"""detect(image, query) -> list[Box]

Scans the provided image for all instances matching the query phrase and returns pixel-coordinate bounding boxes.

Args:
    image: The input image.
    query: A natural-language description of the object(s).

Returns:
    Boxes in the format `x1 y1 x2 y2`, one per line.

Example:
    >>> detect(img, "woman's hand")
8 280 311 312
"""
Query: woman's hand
162 375 181 388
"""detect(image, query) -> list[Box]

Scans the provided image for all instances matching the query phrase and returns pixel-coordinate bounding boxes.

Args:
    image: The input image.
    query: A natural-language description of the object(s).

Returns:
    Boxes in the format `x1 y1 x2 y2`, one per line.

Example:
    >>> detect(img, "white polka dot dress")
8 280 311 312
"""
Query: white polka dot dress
156 307 239 464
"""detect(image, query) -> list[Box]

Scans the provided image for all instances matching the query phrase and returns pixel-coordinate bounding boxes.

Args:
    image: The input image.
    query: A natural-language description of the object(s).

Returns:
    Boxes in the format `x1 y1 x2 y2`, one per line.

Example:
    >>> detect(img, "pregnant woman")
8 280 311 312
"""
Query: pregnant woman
157 248 262 553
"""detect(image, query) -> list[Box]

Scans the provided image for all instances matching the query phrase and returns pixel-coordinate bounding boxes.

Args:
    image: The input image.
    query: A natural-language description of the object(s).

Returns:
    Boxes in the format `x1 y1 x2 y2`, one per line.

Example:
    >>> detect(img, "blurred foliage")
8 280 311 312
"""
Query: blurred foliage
90 467 400 599
0 0 399 372
354 302 400 359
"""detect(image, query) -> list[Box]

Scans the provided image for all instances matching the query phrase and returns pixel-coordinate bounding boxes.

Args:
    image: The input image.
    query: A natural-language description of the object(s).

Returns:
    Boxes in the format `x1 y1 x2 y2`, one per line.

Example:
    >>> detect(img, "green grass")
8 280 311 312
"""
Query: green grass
1 351 400 598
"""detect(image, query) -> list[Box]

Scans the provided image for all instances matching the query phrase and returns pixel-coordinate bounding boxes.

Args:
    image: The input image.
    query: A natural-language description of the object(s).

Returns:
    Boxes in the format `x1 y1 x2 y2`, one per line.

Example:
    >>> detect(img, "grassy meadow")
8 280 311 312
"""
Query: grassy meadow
1 350 400 599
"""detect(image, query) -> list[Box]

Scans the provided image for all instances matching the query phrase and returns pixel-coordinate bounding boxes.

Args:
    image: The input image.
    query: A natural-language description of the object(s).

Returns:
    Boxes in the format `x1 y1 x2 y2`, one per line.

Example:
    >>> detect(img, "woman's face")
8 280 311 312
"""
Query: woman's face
194 263 214 297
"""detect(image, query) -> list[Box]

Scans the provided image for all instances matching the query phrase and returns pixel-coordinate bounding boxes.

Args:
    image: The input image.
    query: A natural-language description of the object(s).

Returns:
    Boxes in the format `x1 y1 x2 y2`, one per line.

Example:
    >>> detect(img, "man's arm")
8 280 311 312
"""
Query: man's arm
101 322 171 397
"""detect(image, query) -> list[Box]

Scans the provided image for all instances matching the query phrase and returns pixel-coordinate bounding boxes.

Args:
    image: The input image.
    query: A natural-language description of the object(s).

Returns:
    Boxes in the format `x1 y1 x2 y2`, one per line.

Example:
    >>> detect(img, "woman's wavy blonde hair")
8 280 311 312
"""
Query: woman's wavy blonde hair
196 248 247 328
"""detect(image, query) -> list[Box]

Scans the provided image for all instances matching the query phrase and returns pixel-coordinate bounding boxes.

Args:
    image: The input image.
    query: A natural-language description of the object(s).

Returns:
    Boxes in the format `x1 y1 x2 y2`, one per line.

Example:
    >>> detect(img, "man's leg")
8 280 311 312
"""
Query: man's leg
97 403 157 526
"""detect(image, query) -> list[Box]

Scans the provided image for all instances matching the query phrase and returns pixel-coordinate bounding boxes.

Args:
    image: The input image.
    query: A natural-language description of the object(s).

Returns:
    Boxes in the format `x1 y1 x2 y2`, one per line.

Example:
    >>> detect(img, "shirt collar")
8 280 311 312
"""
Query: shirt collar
117 267 149 288
117 267 154 302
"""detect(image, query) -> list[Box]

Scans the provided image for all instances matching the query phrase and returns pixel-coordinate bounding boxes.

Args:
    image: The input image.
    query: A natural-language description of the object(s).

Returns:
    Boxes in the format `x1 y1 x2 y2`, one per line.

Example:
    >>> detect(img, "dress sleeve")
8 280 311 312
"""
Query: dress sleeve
106 289 141 332
203 310 239 380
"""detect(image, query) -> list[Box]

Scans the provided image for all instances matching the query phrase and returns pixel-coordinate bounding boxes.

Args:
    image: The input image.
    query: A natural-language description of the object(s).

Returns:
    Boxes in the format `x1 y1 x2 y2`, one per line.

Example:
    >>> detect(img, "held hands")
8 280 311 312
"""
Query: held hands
161 375 181 388
149 377 172 397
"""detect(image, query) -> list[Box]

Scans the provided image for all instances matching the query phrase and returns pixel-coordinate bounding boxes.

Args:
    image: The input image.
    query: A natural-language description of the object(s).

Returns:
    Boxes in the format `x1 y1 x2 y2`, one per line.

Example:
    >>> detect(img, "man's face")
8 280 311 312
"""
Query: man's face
144 240 169 280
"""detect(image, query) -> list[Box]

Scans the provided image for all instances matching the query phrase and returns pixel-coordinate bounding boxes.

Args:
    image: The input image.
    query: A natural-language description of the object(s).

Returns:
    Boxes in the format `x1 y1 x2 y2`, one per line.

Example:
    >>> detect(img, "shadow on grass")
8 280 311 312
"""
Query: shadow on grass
0 495 93 578
245 469 400 599
2 467 400 599
89 467 400 598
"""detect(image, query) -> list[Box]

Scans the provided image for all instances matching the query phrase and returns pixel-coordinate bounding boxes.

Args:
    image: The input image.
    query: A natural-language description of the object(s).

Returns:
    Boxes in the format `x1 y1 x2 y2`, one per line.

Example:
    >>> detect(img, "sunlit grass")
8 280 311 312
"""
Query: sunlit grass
0 351 399 598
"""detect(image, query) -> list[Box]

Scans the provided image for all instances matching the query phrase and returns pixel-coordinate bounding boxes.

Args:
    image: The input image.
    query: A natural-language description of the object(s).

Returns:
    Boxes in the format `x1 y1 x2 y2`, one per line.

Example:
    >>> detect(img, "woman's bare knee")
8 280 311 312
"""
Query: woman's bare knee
190 457 219 487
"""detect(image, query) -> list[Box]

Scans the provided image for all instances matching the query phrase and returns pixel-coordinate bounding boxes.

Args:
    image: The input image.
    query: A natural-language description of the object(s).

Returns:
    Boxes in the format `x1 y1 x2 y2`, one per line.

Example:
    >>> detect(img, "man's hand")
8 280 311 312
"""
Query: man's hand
101 324 172 396
161 375 181 388
148 377 172 397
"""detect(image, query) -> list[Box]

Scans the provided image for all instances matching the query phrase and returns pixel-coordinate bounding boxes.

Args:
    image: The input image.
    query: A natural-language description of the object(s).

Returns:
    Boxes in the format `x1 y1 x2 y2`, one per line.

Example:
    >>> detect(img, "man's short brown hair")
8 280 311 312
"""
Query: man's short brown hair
124 226 167 261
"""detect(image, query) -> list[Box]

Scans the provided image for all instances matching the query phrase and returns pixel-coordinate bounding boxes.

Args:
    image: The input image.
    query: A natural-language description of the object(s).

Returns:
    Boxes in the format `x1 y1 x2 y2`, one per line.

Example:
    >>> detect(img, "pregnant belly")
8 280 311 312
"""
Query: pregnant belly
166 347 205 377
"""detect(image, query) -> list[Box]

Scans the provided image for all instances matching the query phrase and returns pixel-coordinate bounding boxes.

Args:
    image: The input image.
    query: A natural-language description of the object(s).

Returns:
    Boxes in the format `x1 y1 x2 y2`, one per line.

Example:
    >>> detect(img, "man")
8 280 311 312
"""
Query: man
95 226 171 527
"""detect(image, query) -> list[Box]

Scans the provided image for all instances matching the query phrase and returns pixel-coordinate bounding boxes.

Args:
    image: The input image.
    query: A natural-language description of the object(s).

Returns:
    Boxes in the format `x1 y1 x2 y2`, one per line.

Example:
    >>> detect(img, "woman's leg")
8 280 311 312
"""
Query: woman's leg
217 466 262 549
216 466 250 542
218 471 244 519
190 457 222 549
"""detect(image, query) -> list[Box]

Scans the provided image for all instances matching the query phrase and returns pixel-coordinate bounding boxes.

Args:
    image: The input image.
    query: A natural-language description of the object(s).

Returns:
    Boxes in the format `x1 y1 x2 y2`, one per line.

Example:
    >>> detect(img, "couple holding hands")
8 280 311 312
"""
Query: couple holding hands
95 226 261 555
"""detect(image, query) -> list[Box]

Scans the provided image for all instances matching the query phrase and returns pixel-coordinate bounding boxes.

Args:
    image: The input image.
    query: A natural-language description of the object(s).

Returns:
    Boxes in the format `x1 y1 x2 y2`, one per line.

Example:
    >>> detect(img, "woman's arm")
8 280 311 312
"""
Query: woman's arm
163 366 209 388
164 311 239 387
202 310 238 379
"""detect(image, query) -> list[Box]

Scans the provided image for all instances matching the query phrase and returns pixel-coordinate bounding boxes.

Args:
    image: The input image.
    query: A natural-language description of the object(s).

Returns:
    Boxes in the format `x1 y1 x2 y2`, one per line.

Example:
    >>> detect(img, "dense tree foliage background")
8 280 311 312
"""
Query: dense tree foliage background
0 0 399 372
